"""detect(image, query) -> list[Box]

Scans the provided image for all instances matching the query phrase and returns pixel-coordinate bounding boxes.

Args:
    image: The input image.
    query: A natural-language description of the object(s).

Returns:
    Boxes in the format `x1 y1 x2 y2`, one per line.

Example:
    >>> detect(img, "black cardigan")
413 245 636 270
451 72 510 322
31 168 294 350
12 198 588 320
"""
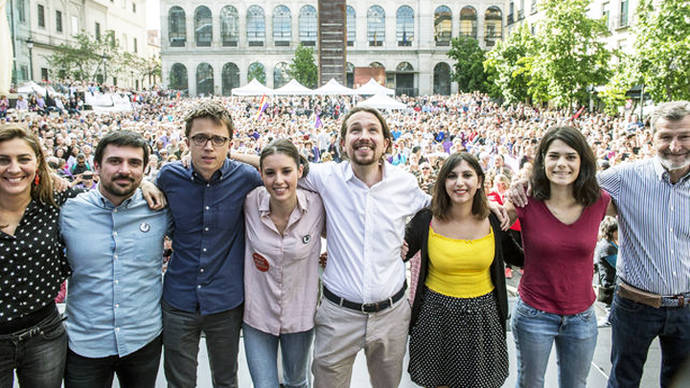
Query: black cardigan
404 208 524 333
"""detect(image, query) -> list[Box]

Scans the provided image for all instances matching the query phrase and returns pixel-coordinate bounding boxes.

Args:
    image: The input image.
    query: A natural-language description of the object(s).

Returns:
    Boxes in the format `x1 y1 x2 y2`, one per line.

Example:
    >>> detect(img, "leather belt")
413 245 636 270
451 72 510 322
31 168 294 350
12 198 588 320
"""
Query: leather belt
618 281 690 308
323 282 407 313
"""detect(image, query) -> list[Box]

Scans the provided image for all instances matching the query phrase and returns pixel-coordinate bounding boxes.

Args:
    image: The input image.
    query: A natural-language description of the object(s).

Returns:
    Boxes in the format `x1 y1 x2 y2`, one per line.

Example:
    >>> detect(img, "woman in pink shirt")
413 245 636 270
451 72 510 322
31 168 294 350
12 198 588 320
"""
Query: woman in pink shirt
243 139 325 388
505 126 614 388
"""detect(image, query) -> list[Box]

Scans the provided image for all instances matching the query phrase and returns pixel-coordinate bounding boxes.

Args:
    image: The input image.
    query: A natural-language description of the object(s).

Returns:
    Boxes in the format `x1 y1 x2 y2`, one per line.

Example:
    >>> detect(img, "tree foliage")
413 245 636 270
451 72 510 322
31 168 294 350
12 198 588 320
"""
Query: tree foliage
484 24 537 104
531 0 612 108
447 36 487 93
248 65 266 85
288 45 318 88
632 0 690 102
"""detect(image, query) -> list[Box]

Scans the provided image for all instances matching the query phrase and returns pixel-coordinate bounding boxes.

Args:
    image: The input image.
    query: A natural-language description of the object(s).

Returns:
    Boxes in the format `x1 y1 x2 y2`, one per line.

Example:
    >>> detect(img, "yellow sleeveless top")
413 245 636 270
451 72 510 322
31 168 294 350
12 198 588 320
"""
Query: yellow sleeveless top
425 225 495 298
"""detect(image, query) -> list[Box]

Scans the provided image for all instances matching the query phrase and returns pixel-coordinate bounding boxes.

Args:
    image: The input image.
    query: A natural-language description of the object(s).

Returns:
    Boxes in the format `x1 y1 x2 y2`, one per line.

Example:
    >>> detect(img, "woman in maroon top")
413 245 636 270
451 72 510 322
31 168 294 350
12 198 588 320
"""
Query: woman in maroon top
505 126 614 388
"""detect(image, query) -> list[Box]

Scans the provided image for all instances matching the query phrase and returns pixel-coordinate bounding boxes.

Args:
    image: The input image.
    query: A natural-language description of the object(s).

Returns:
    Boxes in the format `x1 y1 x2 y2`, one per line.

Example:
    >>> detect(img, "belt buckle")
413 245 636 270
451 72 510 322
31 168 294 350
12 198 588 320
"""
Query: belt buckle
361 302 375 313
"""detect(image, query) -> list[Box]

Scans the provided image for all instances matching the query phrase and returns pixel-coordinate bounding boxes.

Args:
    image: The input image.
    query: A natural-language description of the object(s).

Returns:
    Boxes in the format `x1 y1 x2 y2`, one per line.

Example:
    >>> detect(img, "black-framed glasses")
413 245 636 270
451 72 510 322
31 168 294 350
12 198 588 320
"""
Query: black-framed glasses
189 134 229 147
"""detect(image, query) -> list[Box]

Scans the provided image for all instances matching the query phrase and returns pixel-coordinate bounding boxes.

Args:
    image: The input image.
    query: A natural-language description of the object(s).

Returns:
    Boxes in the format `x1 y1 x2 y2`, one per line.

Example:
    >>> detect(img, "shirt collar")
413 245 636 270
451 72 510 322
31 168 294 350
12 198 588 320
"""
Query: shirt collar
343 160 390 183
186 158 232 183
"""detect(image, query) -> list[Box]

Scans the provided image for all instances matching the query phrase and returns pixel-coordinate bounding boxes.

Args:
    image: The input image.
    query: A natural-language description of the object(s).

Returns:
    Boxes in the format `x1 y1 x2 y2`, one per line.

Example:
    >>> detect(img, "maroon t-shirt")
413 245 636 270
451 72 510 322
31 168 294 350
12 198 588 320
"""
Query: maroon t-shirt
516 190 610 314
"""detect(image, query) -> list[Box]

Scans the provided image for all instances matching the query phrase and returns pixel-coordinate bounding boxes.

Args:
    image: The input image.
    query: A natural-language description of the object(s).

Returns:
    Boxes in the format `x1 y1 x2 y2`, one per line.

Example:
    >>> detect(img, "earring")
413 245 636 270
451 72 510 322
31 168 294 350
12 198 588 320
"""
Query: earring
34 174 40 186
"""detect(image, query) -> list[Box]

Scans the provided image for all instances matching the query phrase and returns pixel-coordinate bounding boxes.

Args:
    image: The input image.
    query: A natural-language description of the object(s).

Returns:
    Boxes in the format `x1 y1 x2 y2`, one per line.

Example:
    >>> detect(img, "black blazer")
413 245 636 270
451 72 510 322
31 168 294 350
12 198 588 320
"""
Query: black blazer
404 208 523 334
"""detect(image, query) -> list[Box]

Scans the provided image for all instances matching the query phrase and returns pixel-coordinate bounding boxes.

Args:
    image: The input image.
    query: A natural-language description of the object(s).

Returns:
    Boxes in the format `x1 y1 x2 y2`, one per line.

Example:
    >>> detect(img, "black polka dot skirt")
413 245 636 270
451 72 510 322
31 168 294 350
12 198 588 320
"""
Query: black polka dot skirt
408 288 509 388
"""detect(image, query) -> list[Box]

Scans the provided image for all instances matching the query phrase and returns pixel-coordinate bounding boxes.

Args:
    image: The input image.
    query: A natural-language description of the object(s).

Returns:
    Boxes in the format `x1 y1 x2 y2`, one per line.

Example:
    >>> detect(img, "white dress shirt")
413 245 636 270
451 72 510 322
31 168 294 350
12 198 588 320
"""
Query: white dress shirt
301 161 430 303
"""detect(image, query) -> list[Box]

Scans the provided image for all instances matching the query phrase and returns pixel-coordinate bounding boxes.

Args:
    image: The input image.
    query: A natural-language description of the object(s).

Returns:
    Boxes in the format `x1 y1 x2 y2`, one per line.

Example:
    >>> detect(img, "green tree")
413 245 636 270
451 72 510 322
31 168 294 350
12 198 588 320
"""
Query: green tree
484 24 538 104
447 36 487 93
532 0 612 108
600 52 639 115
248 64 266 85
288 44 318 88
632 0 690 102
47 31 123 82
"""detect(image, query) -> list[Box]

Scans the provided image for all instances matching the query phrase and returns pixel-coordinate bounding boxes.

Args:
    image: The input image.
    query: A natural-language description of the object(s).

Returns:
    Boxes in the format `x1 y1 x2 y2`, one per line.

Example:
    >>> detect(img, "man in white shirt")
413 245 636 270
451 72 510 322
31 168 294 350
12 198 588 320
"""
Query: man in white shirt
299 107 430 388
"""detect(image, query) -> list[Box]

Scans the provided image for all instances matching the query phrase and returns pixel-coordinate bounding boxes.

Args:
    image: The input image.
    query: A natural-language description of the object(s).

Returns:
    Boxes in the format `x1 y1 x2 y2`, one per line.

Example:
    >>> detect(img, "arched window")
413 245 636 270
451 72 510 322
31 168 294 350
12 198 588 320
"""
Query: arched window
196 63 214 96
346 6 355 46
434 6 452 46
396 6 414 47
395 62 415 96
460 6 478 39
168 7 186 47
273 5 291 46
346 62 355 88
248 62 266 84
299 5 317 46
433 62 450 95
484 7 503 47
369 62 384 68
194 6 212 47
367 6 385 47
169 63 188 92
220 6 239 47
222 63 240 96
273 62 291 88
247 5 265 46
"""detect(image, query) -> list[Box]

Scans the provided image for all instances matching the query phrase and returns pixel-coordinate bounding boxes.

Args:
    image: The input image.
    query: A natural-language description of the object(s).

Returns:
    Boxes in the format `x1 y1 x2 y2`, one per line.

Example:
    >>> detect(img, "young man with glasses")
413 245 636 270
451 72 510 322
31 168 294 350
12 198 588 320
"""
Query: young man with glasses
156 100 262 388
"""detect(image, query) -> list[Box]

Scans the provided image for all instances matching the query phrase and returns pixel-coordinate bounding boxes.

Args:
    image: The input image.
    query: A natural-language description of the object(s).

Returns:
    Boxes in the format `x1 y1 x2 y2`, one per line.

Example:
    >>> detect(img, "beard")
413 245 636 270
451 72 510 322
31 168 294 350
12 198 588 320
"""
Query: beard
657 153 690 172
102 175 138 198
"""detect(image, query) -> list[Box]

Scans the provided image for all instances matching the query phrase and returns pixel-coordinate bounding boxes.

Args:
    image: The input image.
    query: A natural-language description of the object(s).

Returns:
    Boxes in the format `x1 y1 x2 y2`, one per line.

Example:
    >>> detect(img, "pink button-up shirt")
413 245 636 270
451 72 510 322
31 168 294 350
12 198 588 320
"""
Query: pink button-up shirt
243 187 325 335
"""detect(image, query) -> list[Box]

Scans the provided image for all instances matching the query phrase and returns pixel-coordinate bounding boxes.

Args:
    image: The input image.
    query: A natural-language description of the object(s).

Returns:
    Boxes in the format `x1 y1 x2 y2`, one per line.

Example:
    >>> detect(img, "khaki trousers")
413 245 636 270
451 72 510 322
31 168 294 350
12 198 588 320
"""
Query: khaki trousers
311 295 411 388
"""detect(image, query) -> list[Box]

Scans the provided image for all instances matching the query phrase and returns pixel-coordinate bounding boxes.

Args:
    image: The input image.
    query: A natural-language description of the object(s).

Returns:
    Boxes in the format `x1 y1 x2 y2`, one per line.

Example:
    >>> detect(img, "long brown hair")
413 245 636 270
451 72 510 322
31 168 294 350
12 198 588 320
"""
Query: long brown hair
0 124 55 206
431 152 489 221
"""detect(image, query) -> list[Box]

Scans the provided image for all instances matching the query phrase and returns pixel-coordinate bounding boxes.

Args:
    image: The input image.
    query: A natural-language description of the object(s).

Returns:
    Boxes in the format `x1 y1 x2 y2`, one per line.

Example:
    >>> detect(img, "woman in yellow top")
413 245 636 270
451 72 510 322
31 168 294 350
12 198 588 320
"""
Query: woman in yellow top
404 152 523 388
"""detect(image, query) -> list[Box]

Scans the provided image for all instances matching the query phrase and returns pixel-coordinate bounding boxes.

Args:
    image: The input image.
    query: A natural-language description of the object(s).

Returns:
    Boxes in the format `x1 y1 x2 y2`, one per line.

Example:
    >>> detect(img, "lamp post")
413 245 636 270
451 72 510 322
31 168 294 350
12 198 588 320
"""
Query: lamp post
101 53 108 84
26 38 34 81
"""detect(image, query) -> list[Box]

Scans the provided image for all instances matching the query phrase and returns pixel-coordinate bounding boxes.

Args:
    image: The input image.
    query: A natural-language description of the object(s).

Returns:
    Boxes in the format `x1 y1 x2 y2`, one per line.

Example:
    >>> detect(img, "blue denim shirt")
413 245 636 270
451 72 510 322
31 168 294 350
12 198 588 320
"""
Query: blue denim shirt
60 188 171 358
157 159 262 315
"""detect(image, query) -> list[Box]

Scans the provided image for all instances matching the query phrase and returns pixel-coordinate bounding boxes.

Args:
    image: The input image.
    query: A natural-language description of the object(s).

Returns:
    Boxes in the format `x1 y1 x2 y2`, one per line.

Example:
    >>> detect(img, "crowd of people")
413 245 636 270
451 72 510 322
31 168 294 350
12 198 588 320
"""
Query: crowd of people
0 84 688 388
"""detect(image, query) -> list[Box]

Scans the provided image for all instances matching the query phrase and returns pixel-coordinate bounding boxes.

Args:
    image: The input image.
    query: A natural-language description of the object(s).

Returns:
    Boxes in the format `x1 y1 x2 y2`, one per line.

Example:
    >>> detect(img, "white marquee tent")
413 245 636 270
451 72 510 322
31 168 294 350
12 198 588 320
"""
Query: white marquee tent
355 78 395 95
231 79 274 96
272 79 314 95
313 78 356 95
357 93 408 110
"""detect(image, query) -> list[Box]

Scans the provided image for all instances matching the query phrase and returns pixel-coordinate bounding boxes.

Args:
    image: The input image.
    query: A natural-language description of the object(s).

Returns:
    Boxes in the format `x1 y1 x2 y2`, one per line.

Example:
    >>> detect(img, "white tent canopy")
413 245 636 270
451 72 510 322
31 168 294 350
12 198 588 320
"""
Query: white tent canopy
16 81 61 97
313 78 356 95
272 79 314 95
357 93 408 110
355 78 395 95
231 79 274 96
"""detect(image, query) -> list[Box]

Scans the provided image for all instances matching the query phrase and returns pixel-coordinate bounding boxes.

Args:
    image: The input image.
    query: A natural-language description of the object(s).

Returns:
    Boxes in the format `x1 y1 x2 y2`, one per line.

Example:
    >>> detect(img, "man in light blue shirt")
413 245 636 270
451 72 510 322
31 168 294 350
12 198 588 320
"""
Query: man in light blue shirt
60 131 170 388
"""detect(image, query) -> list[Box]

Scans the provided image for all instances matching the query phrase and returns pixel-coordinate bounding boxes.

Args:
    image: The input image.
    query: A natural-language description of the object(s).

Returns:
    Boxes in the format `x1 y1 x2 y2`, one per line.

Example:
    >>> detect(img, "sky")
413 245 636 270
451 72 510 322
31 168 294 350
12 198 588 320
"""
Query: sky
146 0 160 30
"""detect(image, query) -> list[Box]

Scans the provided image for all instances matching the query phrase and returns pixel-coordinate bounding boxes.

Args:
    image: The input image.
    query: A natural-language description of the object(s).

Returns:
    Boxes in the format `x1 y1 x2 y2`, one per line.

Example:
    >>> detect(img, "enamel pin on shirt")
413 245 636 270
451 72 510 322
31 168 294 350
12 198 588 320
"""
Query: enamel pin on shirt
302 234 311 244
139 222 151 233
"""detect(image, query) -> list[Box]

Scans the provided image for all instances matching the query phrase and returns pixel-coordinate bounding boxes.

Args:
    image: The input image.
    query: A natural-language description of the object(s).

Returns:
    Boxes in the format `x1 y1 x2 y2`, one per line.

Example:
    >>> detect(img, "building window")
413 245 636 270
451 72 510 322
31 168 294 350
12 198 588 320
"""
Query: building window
220 6 239 47
299 5 317 46
95 22 101 40
619 0 628 27
434 6 452 46
248 62 266 84
460 6 478 39
132 2 136 13
222 63 240 96
484 7 502 47
196 63 214 96
41 68 49 81
273 62 290 88
433 62 451 95
273 5 291 47
602 2 610 30
195 6 212 47
20 65 29 81
38 4 45 28
247 6 266 47
346 6 355 47
133 38 137 53
168 6 186 47
396 6 414 47
18 0 26 23
56 10 63 33
367 5 385 47
169 63 188 92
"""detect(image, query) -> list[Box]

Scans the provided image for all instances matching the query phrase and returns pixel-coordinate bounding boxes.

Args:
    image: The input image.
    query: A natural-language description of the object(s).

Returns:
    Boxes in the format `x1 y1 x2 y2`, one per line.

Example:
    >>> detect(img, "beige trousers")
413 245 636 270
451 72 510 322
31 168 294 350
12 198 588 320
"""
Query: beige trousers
311 295 411 388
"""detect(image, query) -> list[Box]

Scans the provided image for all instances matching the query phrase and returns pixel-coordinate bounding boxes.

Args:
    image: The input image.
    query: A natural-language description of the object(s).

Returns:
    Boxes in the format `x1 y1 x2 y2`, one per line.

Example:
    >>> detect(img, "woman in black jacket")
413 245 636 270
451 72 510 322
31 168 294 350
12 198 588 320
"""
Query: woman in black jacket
404 152 522 388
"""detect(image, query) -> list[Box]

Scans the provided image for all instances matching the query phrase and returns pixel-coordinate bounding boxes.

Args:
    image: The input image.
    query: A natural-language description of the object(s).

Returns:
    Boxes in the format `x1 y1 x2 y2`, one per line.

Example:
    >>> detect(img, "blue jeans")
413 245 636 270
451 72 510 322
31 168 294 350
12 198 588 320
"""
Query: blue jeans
64 334 162 388
162 300 243 388
607 293 690 388
511 297 598 388
0 310 67 388
243 323 314 388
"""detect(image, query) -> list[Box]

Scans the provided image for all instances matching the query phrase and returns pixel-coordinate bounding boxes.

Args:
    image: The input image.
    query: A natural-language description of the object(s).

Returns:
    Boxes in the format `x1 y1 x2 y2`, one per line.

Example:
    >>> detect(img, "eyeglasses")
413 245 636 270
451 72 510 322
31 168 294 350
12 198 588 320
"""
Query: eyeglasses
189 134 229 147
